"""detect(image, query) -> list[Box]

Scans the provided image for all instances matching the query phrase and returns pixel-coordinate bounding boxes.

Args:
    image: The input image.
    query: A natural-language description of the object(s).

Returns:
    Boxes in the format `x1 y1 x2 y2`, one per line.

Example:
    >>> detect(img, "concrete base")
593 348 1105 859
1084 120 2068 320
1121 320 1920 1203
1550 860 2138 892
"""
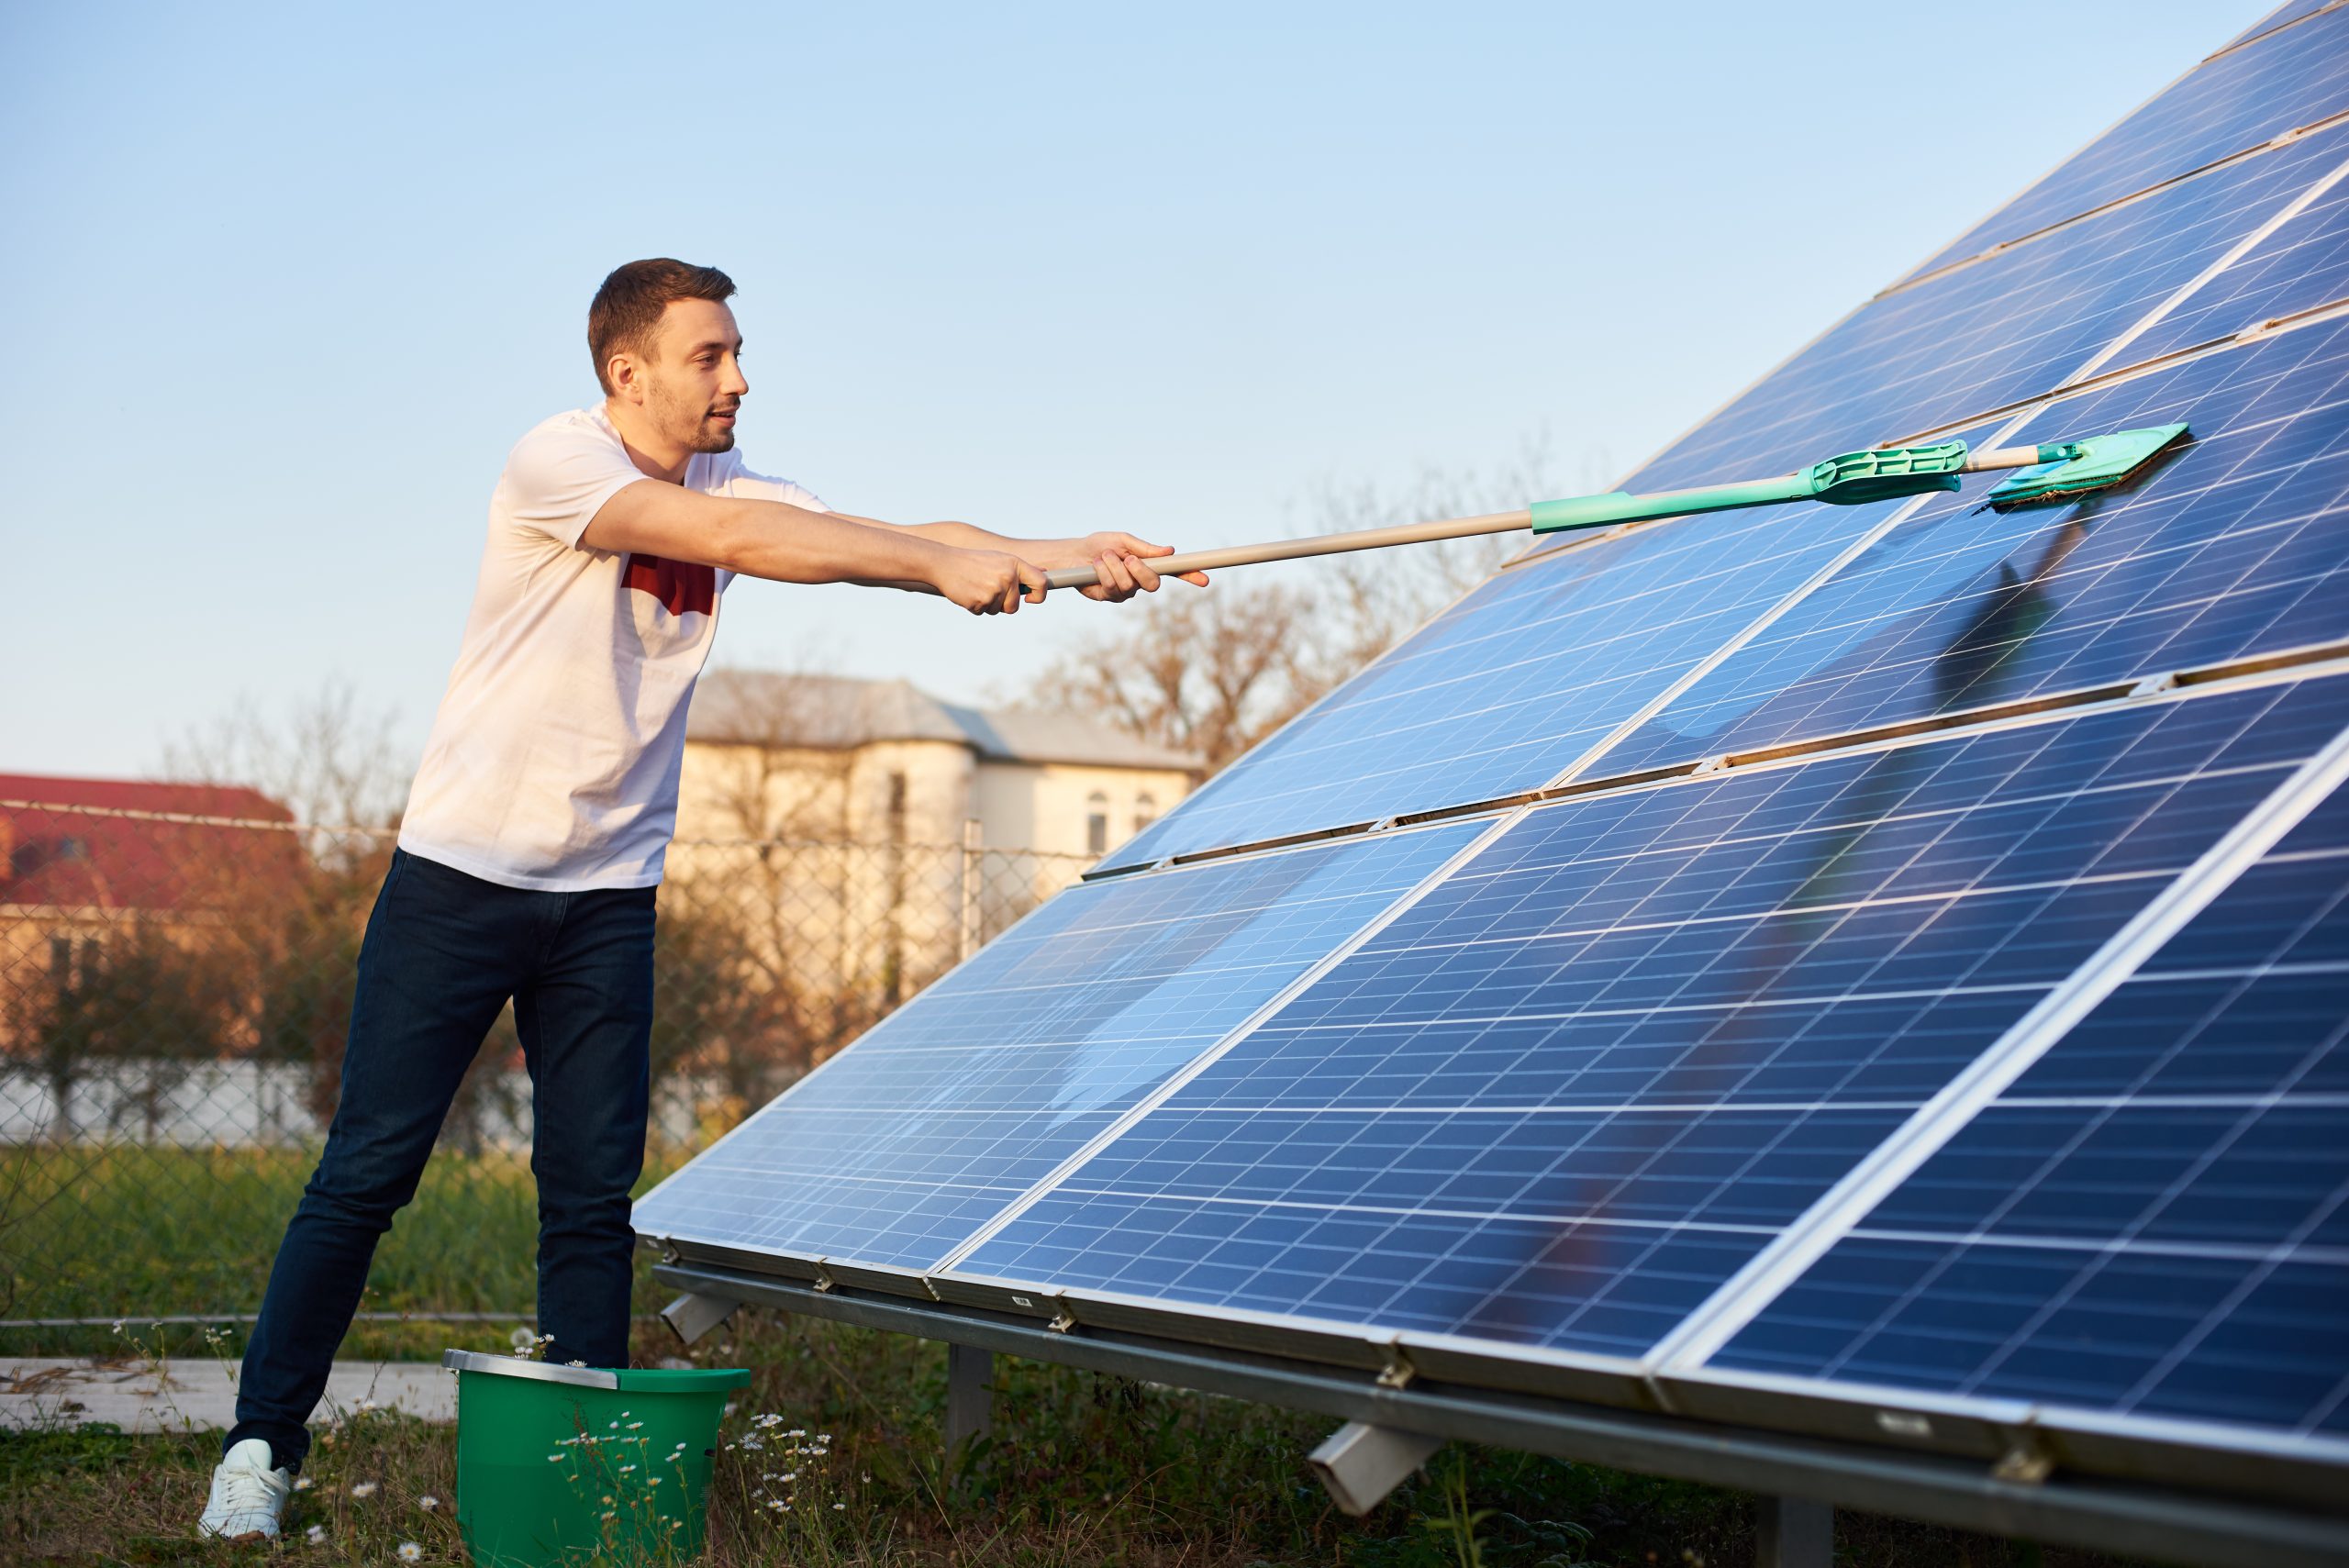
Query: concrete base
0 1357 456 1434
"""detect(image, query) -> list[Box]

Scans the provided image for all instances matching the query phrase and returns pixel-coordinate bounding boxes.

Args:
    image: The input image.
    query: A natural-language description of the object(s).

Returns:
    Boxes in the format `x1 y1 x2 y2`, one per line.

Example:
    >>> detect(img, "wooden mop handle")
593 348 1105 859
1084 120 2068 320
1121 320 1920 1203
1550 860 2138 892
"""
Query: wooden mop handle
1043 507 1534 591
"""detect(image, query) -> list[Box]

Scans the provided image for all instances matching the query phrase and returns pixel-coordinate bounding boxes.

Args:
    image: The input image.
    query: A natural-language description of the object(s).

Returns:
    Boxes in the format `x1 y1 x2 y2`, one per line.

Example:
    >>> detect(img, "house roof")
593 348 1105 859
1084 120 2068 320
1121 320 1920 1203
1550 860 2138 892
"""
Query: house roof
0 775 291 820
687 673 1204 773
0 773 298 912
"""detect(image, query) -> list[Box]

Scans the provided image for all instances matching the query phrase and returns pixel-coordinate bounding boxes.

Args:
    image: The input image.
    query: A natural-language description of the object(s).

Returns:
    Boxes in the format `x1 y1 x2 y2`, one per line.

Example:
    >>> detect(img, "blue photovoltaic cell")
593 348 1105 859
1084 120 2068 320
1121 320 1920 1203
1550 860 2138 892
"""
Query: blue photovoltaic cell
1612 121 2349 499
1097 493 1911 872
958 678 2345 1359
629 819 1478 1271
2123 139 2349 361
1712 759 2349 1439
1594 311 2349 776
1911 8 2349 278
2230 0 2340 51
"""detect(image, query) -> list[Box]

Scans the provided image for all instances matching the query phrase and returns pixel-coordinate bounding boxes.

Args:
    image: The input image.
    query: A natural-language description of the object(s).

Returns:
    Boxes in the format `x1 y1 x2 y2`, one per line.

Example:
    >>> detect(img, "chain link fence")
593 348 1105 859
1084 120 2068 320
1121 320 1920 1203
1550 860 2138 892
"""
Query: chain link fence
0 796 1089 1346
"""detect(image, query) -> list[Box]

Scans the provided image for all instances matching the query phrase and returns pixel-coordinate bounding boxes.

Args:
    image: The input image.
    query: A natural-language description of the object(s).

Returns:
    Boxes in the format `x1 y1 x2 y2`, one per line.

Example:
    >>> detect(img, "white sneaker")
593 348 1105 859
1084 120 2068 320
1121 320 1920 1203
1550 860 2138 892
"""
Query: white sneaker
197 1437 292 1541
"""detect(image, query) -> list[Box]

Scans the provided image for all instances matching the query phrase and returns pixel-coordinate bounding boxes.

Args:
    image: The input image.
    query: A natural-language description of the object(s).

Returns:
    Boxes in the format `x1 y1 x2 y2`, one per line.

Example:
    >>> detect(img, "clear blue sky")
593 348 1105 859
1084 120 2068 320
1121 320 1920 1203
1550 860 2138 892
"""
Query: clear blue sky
3 0 2267 781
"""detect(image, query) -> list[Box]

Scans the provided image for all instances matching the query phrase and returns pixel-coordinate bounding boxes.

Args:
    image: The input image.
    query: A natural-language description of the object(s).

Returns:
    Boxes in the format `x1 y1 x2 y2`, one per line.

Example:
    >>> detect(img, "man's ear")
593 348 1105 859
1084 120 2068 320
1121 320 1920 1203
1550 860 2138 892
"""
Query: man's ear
607 351 645 404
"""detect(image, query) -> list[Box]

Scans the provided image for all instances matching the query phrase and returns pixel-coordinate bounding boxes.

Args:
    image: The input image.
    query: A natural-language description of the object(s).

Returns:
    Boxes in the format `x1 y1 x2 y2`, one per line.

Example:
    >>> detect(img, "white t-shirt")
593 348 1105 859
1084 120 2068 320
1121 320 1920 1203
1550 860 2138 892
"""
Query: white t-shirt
398 406 827 891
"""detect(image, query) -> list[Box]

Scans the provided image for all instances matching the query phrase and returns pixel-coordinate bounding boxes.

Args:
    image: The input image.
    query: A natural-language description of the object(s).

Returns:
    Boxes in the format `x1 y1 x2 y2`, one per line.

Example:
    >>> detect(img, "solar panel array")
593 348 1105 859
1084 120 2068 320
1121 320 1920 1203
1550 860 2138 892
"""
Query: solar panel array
637 5 2349 1501
1709 773 2349 1440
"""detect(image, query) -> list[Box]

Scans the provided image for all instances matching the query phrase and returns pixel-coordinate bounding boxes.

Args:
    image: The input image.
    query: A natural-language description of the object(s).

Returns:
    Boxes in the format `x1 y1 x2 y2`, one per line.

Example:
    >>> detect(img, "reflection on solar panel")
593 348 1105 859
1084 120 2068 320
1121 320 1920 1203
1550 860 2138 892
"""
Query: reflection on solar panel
959 678 2344 1362
642 10 2349 1534
1709 770 2349 1443
1598 312 2349 774
630 819 1481 1271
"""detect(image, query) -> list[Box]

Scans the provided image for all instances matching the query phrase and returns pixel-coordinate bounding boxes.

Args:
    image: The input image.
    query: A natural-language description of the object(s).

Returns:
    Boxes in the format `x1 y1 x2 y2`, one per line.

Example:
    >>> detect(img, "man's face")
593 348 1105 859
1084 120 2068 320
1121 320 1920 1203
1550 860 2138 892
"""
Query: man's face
638 297 748 454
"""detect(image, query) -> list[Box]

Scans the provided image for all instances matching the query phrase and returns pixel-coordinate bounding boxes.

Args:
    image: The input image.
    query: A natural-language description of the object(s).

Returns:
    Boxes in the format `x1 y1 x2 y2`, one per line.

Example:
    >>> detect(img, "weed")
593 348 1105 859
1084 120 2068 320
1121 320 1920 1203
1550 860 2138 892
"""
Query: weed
0 1309 2157 1567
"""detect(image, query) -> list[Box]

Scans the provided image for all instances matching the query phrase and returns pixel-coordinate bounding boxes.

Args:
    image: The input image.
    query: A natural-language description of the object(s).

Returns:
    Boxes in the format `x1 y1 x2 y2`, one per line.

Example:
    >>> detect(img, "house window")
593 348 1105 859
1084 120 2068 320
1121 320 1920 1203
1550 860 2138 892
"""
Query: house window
1086 791 1109 856
1134 792 1157 833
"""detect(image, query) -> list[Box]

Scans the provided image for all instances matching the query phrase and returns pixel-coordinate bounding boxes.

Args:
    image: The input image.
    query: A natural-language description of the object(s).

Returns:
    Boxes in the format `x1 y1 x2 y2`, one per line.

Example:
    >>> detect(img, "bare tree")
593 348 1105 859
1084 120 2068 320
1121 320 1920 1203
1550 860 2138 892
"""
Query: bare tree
158 678 407 857
1302 435 1570 683
1035 439 1575 773
1037 580 1321 772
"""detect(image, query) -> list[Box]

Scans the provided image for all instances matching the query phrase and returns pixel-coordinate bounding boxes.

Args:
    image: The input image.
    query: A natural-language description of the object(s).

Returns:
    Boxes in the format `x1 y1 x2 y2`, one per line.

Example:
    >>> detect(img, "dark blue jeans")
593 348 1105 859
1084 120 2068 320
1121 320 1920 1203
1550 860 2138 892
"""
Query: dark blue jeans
228 849 656 1471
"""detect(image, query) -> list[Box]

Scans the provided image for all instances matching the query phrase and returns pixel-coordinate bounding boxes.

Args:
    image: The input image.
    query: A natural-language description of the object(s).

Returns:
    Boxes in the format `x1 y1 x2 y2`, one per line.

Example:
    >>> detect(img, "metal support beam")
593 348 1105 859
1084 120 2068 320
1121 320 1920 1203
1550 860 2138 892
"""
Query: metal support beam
1755 1496 1834 1568
659 1290 740 1346
946 1342 994 1460
654 1262 2349 1568
1310 1420 1446 1515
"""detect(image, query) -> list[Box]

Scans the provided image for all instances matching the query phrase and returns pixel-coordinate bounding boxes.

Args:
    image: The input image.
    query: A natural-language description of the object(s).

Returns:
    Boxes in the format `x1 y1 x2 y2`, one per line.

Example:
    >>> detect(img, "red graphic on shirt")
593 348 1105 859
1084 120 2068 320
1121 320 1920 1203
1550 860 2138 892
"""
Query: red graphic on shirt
623 553 716 617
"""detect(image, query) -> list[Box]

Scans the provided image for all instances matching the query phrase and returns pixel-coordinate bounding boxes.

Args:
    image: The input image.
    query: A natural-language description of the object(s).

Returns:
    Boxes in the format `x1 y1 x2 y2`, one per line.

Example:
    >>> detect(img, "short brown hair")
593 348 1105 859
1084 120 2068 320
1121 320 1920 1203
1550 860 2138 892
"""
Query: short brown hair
588 259 737 394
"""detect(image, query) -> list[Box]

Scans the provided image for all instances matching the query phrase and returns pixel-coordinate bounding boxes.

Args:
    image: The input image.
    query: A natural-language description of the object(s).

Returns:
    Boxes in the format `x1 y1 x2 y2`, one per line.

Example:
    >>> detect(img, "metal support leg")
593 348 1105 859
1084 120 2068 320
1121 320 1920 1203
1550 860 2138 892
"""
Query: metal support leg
946 1343 994 1460
1756 1496 1834 1568
1309 1420 1447 1516
659 1291 740 1346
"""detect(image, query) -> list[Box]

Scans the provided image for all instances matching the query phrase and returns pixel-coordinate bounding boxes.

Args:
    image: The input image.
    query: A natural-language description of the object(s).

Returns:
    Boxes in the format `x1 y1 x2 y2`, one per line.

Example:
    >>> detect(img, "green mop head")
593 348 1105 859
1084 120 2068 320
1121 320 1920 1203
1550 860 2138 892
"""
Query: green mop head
1985 422 2190 510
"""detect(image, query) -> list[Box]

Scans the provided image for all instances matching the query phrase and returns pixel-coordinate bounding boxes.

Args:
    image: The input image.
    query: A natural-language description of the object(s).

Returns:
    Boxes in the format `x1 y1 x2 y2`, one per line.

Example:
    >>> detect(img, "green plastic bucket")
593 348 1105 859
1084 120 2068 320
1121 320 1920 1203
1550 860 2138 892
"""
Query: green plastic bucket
442 1350 750 1566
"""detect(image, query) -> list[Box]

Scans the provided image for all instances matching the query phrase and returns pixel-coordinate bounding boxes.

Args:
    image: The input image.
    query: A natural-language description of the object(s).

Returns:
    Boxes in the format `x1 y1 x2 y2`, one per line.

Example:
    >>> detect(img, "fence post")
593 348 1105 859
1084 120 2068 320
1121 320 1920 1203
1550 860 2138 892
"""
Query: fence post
960 818 984 962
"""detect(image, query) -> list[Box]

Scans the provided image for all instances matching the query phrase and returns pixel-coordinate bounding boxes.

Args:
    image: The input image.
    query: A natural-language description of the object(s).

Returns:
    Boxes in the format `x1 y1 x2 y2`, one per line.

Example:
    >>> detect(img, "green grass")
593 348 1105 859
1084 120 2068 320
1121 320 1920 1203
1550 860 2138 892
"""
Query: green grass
0 1150 2163 1565
1 1311 2151 1568
0 1144 694 1361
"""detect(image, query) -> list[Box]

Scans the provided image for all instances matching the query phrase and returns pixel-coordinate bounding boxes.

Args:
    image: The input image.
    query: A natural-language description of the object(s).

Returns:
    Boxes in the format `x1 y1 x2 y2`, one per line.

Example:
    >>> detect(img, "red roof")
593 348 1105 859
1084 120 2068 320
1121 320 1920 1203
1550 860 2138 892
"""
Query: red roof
0 775 291 821
0 773 300 913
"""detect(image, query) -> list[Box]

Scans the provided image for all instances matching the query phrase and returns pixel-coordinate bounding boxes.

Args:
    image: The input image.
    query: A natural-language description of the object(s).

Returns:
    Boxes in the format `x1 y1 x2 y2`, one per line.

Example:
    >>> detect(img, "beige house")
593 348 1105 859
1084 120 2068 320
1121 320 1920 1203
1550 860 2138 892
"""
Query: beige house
666 673 1201 1013
677 671 1200 859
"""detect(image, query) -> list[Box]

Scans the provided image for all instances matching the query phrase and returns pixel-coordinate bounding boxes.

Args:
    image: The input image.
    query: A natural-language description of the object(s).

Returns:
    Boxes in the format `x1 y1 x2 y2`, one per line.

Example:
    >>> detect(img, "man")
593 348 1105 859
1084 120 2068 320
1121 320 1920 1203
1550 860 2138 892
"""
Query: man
199 259 1202 1540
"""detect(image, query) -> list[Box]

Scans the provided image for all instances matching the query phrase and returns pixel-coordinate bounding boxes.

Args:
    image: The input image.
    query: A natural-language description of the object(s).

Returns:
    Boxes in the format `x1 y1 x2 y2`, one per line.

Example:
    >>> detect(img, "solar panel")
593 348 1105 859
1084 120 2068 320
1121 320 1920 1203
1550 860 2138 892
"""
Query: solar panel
2121 147 2349 361
1613 118 2349 498
2230 1 2341 52
1597 309 2349 775
1103 117 2349 877
1911 7 2349 280
629 818 1482 1273
641 11 2349 1523
952 676 2345 1369
1696 756 2349 1451
1097 488 1920 873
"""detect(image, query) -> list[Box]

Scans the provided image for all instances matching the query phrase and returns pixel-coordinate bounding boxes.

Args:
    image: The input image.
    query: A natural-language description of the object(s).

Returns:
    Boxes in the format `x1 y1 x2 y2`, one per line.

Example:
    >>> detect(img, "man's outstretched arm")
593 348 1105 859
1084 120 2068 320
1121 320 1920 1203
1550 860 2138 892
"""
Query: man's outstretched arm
830 514 1211 601
580 479 1051 615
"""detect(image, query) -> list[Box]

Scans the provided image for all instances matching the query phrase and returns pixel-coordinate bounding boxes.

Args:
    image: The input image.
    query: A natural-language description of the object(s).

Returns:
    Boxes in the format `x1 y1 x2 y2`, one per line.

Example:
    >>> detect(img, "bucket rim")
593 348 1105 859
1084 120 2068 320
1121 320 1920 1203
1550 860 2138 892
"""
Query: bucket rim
440 1348 621 1389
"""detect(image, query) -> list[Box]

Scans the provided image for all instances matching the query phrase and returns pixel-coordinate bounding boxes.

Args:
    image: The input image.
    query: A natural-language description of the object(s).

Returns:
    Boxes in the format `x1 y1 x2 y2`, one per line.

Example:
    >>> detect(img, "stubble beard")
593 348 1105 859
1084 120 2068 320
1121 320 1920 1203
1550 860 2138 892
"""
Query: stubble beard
654 386 738 453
